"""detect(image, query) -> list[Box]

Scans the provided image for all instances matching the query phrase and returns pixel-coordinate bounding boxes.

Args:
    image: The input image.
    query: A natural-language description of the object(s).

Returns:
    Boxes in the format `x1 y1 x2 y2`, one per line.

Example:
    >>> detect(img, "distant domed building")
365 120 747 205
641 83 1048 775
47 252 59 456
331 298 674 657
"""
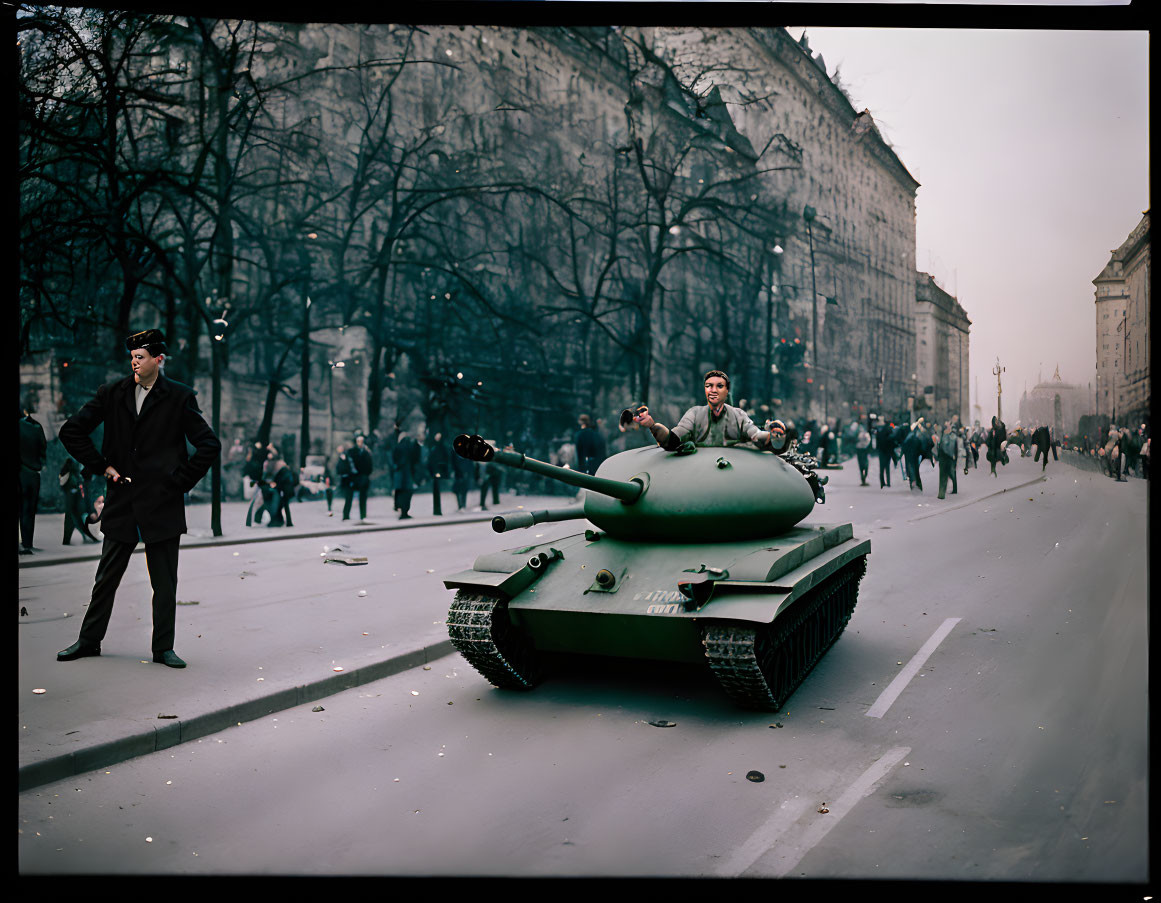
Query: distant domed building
1018 365 1090 437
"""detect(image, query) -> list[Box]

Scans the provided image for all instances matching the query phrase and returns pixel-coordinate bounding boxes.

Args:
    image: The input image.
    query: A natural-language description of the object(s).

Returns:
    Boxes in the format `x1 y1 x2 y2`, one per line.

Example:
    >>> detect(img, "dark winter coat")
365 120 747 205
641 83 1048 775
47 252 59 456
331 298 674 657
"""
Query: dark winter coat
58 373 221 544
391 437 421 491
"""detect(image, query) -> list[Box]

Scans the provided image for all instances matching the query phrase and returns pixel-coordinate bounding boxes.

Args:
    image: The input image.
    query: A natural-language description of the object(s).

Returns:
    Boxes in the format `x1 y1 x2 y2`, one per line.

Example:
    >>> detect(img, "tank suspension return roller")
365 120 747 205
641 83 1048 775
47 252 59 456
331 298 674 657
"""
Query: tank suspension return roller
454 434 644 504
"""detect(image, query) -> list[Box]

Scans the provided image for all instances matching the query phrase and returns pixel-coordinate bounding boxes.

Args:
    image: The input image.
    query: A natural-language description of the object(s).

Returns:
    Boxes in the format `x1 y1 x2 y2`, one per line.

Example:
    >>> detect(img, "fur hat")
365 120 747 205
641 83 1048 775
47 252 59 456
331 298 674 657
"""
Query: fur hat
125 329 167 356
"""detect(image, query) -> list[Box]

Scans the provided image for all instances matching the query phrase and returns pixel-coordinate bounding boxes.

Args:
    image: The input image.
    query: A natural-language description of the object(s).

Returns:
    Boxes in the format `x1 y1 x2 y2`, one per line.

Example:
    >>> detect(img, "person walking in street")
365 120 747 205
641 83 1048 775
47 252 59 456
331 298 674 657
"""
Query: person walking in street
1031 423 1057 473
425 432 450 516
60 457 99 545
391 431 421 519
986 415 1008 477
854 421 871 486
935 421 961 499
19 400 47 555
901 421 925 492
265 453 295 527
875 420 896 488
343 434 374 521
452 441 473 511
56 329 221 669
242 441 266 526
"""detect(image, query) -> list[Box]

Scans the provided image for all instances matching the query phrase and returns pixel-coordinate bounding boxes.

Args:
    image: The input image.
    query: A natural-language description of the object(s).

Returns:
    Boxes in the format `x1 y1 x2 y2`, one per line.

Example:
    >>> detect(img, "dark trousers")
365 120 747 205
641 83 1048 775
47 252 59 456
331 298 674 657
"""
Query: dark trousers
63 489 97 544
878 450 892 488
394 488 413 516
343 481 368 519
267 490 293 526
19 468 40 550
905 452 923 490
856 448 869 484
79 535 180 653
937 454 956 498
480 475 500 506
431 477 443 515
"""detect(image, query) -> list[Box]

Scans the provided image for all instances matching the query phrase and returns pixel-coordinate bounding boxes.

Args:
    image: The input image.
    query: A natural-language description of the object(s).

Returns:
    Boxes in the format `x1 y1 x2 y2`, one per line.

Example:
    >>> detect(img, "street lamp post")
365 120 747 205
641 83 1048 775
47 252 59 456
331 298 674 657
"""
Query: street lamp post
993 357 1005 422
765 241 784 404
804 205 819 419
209 312 229 537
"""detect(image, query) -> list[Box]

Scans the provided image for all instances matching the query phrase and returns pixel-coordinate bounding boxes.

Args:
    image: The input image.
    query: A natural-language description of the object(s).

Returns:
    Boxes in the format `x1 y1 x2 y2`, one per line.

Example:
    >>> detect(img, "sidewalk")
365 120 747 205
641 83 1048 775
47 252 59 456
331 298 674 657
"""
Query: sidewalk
17 487 576 792
19 452 1135 792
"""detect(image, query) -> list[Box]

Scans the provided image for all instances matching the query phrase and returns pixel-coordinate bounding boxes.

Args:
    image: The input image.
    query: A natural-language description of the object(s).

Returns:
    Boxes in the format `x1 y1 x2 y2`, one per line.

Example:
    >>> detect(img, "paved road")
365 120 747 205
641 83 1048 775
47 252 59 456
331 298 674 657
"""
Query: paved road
18 451 1149 881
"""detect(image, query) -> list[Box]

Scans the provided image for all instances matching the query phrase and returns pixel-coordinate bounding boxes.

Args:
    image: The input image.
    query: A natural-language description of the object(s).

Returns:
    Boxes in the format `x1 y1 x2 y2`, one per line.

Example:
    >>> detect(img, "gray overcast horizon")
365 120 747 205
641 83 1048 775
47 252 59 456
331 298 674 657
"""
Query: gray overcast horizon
794 27 1148 424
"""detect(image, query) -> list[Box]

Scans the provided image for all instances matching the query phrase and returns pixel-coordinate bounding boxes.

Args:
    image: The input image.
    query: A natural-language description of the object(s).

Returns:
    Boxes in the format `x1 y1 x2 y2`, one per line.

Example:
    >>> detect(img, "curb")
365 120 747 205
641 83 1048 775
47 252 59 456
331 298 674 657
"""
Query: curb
17 511 503 569
18 638 457 792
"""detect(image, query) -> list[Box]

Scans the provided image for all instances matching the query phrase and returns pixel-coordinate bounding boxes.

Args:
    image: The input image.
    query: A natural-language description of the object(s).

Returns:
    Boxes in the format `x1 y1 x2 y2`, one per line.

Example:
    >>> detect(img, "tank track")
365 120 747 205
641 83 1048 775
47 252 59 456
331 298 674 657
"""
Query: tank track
446 590 543 690
702 556 868 711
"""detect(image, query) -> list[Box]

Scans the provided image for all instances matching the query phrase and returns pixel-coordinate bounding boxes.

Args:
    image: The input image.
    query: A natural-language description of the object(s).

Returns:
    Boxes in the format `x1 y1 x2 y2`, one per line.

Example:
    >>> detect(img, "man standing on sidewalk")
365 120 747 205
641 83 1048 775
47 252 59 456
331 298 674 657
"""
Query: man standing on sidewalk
55 329 221 669
18 399 47 555
343 434 374 521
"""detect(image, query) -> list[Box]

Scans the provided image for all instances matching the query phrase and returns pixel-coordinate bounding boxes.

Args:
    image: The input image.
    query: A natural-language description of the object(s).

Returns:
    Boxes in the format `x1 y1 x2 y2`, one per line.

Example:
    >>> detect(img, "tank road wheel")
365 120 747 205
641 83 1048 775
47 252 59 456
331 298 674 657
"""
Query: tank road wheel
446 590 543 691
703 556 868 711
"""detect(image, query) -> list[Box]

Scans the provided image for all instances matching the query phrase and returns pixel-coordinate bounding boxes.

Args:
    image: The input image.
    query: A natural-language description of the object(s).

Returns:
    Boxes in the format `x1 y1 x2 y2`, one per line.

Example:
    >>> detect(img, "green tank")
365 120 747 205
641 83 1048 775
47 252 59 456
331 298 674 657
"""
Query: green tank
443 433 870 710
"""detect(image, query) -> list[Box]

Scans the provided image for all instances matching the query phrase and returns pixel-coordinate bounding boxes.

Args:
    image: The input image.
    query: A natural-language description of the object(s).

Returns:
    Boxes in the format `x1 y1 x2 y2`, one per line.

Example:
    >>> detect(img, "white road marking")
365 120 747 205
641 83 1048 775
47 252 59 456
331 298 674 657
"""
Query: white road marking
865 617 962 719
748 746 912 878
716 794 814 876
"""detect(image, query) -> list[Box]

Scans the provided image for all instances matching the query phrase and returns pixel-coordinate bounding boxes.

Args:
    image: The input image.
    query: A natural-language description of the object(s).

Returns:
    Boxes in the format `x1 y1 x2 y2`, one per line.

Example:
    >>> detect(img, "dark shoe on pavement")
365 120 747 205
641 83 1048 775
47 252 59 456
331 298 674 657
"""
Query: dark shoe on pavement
19 547 33 555
153 650 187 668
57 641 101 661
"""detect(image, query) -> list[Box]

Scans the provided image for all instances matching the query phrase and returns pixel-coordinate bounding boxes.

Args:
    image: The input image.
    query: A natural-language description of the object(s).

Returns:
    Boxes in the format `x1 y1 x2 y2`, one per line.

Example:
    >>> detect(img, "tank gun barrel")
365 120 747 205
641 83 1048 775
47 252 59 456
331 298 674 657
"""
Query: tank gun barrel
453 434 643 504
491 505 587 533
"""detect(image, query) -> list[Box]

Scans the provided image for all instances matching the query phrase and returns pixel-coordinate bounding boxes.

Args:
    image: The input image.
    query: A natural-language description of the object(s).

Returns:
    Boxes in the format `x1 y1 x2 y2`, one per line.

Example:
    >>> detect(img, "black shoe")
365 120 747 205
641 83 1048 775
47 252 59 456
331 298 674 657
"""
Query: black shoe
57 641 101 661
399 513 412 519
19 548 33 556
153 650 187 668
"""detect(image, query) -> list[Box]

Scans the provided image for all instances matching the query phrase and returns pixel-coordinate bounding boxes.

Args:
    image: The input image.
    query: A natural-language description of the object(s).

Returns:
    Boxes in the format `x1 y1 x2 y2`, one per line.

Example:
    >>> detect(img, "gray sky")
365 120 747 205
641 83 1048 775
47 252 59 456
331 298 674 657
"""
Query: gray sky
791 27 1149 423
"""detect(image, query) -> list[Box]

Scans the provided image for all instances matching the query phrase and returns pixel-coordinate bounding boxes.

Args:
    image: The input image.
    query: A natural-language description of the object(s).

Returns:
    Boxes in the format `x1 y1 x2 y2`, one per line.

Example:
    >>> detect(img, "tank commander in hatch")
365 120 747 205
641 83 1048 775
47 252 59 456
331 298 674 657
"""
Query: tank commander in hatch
627 369 827 504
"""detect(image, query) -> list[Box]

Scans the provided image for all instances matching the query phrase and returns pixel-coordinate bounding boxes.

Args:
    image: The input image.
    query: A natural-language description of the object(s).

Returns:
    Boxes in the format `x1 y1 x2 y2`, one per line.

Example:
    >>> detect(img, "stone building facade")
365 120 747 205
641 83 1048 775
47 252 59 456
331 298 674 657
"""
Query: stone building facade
914 272 970 424
650 27 926 422
1093 210 1150 425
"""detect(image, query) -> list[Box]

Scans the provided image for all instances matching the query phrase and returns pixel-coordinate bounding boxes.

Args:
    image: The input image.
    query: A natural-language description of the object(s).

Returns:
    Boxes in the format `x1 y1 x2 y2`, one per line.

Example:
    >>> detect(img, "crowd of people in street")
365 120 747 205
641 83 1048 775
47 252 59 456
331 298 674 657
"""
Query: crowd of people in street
20 364 1152 556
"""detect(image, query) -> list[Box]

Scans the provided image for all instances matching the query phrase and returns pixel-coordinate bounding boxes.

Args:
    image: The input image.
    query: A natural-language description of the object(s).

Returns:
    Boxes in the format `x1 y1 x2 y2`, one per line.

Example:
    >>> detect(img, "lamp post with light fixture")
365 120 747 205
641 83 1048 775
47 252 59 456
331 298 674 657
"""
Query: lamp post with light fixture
765 240 784 403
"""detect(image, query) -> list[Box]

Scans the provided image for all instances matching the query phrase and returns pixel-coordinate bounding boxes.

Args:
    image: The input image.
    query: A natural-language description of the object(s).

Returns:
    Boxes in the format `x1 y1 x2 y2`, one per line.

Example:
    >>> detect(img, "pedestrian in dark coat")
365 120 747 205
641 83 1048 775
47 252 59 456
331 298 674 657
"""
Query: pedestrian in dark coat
574 414 607 475
1031 425 1057 472
854 424 871 486
19 401 47 554
875 422 896 488
60 457 99 545
392 432 421 519
452 445 473 511
426 432 450 516
343 435 374 520
901 423 925 492
265 455 295 527
986 416 1008 476
935 422 961 499
56 329 220 668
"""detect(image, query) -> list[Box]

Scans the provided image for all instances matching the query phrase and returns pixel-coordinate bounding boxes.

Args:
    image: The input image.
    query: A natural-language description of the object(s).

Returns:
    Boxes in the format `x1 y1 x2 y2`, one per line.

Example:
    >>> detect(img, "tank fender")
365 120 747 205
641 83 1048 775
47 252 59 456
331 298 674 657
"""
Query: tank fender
443 547 564 598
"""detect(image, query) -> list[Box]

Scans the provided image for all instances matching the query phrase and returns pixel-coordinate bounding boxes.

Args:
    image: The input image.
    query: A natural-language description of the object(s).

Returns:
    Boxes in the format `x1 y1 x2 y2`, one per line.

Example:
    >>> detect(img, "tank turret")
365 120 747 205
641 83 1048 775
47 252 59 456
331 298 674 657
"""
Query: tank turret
453 433 815 541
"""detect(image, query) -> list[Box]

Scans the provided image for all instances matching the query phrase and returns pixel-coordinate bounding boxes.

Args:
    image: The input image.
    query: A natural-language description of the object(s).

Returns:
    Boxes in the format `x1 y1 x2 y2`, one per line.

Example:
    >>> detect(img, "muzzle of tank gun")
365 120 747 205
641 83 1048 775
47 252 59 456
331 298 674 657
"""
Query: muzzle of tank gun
453 434 644 504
